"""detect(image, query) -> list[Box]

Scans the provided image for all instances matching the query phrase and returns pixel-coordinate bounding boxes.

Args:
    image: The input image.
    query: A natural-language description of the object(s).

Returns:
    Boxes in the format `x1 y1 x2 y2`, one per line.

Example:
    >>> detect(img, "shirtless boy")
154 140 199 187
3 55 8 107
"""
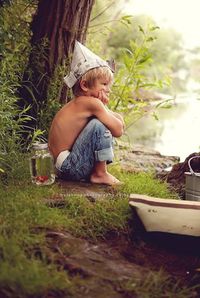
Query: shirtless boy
48 41 124 185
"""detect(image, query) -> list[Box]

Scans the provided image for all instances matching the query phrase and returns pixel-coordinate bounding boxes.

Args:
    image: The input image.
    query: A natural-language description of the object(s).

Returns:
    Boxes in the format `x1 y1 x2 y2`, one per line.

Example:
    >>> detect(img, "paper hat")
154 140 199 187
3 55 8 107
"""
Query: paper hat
64 41 113 88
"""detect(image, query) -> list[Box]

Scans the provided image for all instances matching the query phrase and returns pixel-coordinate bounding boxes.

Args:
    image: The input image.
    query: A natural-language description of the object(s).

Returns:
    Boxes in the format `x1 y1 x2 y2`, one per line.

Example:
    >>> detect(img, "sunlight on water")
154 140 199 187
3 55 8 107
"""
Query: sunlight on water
127 95 200 161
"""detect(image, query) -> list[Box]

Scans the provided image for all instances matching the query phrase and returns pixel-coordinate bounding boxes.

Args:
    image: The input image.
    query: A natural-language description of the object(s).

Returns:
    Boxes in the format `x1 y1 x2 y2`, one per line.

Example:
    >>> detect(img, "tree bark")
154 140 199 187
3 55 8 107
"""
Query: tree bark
31 0 95 77
19 0 95 140
0 0 9 6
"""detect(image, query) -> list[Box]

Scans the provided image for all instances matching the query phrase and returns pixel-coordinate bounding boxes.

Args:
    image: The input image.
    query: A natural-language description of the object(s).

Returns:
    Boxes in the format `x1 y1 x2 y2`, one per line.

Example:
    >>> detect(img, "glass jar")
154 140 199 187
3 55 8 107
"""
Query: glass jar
29 142 55 185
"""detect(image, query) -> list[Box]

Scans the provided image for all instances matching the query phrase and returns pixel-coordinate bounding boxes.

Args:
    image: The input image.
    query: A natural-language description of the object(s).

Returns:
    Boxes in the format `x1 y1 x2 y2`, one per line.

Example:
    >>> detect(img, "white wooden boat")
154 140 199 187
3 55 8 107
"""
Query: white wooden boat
129 194 200 237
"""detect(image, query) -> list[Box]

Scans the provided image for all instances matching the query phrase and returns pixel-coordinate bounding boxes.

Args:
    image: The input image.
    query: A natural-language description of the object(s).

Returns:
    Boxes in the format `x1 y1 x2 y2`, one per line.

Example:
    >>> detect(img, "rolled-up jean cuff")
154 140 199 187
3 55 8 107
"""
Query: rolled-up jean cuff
95 147 114 163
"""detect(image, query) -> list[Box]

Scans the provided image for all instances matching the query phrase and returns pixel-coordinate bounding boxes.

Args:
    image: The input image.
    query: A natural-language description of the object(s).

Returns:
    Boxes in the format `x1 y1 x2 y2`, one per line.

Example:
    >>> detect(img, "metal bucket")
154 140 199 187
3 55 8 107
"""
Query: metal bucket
185 156 200 201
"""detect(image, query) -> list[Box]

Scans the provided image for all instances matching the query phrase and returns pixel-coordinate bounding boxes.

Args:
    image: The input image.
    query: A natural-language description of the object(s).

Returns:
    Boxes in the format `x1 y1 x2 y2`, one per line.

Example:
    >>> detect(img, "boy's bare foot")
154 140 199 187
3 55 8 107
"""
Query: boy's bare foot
90 172 122 186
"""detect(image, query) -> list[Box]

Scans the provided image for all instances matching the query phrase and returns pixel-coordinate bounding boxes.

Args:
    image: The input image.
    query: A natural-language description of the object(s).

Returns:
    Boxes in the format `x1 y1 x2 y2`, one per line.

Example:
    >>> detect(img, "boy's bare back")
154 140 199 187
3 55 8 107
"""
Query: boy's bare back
49 96 93 159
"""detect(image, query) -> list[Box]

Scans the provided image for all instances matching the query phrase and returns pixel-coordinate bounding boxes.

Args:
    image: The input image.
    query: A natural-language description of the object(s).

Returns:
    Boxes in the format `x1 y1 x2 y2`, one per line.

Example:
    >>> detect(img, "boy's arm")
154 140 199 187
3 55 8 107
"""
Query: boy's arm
97 90 125 129
89 99 124 137
107 110 125 129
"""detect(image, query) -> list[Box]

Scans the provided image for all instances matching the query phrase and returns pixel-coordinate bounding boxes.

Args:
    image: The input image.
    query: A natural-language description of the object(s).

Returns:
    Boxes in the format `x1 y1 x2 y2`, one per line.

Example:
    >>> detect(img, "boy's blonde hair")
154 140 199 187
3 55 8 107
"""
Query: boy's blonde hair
72 66 113 96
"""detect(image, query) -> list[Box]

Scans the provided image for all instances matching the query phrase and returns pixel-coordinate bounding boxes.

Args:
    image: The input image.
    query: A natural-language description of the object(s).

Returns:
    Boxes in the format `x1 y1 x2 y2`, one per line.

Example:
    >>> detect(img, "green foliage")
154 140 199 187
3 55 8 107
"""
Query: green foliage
107 13 186 94
88 7 174 129
0 1 33 177
0 0 61 179
108 24 169 130
88 1 134 59
89 5 187 125
0 1 53 178
0 0 32 56
106 15 155 57
110 33 154 110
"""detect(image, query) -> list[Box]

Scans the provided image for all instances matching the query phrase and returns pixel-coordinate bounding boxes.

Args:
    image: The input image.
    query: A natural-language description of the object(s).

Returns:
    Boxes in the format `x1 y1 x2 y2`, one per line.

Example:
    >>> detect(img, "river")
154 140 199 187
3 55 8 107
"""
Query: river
126 93 200 161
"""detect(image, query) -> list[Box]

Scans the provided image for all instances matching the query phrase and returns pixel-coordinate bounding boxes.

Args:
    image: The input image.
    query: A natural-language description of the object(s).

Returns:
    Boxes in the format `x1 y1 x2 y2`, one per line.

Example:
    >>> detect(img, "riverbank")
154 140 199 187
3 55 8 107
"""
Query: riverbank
116 142 179 173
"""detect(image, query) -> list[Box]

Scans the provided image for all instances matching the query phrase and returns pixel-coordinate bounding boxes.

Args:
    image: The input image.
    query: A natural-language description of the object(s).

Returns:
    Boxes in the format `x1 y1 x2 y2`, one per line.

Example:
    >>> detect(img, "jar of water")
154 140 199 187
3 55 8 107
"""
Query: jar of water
30 142 55 185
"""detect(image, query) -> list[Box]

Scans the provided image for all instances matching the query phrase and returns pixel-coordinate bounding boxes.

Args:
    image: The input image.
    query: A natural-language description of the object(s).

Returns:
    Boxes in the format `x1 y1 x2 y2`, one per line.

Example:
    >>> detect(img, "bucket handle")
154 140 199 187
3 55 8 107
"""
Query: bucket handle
188 156 200 177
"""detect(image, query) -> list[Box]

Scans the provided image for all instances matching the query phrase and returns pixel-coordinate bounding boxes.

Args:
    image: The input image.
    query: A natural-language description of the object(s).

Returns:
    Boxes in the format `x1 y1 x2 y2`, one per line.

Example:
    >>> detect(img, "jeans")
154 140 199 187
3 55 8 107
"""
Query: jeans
58 119 114 181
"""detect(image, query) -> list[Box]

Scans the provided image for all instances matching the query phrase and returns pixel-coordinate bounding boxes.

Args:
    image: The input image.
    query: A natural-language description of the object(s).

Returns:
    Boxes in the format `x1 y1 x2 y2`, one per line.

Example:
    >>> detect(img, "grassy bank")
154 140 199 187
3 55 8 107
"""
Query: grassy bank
0 165 198 297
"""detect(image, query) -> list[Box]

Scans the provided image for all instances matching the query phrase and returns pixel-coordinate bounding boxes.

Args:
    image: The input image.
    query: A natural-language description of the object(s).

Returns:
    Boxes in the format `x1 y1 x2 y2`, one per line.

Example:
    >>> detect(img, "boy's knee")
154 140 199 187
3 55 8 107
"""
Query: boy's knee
89 118 105 128
89 119 111 137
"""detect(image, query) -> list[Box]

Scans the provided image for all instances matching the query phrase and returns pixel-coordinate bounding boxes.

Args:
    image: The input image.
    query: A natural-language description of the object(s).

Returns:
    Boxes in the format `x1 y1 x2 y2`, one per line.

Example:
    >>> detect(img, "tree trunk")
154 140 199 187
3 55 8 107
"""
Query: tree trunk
31 0 95 77
0 0 10 6
19 0 95 141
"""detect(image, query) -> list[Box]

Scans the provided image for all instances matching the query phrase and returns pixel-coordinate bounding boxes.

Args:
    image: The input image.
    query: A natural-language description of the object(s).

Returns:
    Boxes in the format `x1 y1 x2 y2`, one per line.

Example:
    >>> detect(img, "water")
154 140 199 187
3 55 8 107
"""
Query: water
30 154 55 185
127 94 200 161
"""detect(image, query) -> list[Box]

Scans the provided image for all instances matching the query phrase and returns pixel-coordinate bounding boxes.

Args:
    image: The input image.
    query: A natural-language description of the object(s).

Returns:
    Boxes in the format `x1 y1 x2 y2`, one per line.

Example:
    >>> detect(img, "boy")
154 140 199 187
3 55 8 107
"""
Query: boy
48 41 124 185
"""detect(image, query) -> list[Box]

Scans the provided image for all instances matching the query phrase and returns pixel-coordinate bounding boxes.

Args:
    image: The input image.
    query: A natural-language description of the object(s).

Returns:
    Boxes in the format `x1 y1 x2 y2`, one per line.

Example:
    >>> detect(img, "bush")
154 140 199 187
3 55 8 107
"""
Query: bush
0 1 33 178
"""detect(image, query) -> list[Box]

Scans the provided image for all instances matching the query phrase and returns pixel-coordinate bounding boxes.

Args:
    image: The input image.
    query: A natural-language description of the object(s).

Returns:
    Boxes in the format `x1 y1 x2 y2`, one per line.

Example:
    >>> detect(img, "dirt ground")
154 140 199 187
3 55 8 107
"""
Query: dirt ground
107 228 200 281
45 226 200 297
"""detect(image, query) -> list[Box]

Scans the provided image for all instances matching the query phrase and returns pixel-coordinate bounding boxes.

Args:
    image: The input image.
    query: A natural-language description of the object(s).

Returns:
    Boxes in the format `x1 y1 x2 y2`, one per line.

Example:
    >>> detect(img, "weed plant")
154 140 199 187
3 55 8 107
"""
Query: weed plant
0 1 32 177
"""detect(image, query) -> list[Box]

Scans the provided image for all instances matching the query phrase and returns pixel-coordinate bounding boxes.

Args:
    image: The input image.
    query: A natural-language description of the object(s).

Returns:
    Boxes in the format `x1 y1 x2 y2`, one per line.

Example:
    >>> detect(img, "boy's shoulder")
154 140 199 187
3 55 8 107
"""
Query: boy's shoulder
71 96 106 115
75 95 102 107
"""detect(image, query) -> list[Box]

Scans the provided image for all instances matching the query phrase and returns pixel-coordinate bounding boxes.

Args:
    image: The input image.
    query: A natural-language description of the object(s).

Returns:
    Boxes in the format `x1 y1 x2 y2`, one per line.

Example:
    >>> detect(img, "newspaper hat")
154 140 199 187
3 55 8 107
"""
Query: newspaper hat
64 41 113 88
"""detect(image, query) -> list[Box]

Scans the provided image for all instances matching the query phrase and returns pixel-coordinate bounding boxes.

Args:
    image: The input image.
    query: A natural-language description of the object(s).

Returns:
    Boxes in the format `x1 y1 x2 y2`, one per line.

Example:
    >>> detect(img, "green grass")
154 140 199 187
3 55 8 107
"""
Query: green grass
0 185 74 297
119 270 199 298
0 165 193 297
110 165 179 199
0 242 71 297
0 180 130 296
